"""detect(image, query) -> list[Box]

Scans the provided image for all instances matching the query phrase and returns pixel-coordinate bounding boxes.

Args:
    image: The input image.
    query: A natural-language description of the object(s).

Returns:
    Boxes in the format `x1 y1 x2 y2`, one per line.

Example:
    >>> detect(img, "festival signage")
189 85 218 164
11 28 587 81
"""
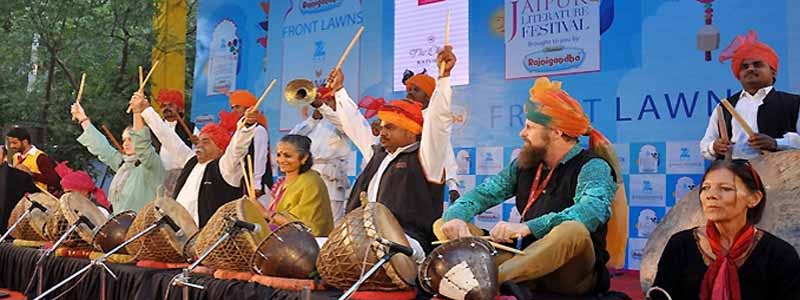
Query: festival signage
505 0 600 79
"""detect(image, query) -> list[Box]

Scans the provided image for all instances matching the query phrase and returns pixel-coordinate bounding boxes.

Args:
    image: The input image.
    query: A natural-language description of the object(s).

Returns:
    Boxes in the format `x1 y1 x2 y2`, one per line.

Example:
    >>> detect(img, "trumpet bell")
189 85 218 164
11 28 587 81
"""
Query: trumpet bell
284 78 317 107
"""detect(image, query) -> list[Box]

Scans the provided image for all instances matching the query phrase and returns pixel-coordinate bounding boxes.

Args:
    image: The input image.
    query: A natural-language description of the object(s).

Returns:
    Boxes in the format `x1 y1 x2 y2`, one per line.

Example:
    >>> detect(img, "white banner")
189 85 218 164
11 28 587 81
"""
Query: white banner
505 0 600 79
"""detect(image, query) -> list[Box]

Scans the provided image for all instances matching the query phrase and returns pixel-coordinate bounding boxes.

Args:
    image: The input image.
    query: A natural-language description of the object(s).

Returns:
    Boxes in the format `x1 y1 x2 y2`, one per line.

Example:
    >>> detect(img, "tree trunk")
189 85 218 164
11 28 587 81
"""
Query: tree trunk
42 50 56 139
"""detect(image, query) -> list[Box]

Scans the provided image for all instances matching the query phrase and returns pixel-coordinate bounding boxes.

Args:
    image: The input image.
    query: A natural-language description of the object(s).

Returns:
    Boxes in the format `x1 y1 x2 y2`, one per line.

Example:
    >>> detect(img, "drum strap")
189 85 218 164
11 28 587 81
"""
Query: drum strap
520 163 556 218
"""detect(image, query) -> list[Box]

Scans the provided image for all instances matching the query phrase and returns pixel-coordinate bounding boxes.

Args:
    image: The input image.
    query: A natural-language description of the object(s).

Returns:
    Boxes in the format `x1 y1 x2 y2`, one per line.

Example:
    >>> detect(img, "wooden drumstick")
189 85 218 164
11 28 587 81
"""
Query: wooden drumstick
250 79 277 113
716 106 732 161
247 155 257 199
720 99 755 137
128 61 160 113
101 124 124 153
75 73 86 104
335 26 364 70
439 10 451 77
432 238 526 255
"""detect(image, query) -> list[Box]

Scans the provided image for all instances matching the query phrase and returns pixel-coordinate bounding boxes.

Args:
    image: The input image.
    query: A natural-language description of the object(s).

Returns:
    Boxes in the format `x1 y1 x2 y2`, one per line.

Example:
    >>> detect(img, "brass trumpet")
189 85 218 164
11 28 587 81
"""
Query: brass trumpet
284 78 317 107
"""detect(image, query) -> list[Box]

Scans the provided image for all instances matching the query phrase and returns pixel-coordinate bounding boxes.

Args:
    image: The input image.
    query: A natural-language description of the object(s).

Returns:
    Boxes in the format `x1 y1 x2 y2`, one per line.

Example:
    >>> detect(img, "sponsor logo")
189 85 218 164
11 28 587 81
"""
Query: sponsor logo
523 47 585 73
299 0 343 14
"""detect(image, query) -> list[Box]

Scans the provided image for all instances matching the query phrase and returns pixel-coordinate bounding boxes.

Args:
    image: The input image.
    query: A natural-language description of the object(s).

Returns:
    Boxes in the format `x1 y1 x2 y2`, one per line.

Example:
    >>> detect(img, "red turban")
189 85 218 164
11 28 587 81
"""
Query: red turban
719 30 778 79
406 74 435 98
228 90 257 107
55 162 109 209
377 99 424 135
200 110 239 150
157 89 185 109
358 96 386 119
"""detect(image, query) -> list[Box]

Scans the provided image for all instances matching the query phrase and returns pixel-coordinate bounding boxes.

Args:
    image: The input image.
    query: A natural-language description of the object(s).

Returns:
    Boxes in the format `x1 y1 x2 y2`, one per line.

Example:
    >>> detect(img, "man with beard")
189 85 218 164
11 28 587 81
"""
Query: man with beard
0 145 38 231
132 92 258 227
437 77 628 297
312 46 456 259
5 127 62 196
404 72 462 201
151 89 197 171
700 30 800 160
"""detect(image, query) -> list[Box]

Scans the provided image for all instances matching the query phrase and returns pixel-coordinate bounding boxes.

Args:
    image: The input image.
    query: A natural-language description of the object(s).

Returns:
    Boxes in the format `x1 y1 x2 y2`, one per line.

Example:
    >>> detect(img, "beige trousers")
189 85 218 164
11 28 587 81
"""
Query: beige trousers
433 219 597 295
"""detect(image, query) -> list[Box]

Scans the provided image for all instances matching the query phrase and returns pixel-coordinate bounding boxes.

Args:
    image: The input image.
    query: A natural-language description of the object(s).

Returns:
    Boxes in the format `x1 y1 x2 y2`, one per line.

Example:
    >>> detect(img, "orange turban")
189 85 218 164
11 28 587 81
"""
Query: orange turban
406 74 435 98
377 99 424 135
719 30 778 79
228 90 257 107
157 89 185 109
200 110 239 150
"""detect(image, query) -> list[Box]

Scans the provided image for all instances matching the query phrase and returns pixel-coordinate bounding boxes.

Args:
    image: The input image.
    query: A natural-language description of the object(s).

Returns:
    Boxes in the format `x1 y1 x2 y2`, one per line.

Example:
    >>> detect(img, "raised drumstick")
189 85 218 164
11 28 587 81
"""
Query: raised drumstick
101 124 124 153
439 10 451 77
128 61 160 113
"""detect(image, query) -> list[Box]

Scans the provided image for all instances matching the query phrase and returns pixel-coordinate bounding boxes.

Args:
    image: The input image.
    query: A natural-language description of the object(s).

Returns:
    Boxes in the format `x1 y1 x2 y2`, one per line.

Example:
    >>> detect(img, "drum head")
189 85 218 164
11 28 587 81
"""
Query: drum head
372 203 417 285
193 198 270 272
61 192 109 244
419 237 498 300
154 196 199 252
251 222 319 278
92 211 136 253
27 193 60 240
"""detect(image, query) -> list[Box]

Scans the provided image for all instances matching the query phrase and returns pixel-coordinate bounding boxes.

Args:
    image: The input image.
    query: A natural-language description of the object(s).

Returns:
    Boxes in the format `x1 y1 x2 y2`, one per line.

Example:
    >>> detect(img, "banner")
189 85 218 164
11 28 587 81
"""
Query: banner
504 0 600 79
151 0 187 101
393 0 469 91
278 0 363 130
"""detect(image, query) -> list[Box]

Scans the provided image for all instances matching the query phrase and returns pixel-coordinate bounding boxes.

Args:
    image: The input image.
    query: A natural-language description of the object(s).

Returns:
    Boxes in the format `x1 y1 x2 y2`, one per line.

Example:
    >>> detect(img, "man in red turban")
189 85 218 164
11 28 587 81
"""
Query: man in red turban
153 89 197 171
132 93 260 227
227 90 273 200
312 46 457 261
701 30 800 160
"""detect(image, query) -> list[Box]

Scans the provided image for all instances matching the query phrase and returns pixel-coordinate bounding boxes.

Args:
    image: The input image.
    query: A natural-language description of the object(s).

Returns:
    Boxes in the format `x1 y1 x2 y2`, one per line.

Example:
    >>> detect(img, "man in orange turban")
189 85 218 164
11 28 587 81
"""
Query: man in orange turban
228 90 273 201
701 30 800 160
438 77 629 297
311 46 457 260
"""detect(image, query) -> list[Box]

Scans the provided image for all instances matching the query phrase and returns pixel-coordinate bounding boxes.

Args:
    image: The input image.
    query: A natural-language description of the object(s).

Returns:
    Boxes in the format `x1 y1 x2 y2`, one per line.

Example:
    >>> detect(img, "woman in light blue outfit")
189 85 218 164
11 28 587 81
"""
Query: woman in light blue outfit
70 97 165 213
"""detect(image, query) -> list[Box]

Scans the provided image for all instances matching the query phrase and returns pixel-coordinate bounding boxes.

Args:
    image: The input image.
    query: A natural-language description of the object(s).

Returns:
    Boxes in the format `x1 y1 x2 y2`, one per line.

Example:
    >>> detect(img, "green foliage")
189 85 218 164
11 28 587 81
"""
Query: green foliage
0 0 197 172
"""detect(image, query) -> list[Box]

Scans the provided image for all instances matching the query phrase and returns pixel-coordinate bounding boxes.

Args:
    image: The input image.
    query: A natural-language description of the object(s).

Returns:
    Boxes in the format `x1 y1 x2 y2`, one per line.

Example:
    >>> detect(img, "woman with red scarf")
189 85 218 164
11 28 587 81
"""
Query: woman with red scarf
652 160 800 300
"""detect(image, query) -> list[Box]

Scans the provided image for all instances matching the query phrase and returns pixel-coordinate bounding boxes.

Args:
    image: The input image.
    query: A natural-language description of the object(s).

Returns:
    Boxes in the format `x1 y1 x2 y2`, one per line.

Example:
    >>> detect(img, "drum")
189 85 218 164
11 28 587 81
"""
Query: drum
640 151 800 290
251 222 319 279
60 192 110 245
43 208 91 248
316 202 417 291
8 193 58 241
182 232 200 262
192 198 269 272
125 196 198 263
92 211 136 253
419 237 498 300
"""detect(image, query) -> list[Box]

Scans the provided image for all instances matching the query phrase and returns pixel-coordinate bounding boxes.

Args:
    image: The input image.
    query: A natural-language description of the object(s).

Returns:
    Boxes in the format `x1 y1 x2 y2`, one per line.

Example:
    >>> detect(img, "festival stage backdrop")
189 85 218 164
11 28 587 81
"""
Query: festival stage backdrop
191 0 800 269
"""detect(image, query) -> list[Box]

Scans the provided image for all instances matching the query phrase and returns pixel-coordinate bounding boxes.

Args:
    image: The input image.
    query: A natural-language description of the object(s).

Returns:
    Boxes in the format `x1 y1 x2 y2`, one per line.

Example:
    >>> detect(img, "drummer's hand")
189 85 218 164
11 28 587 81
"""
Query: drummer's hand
748 133 777 151
243 108 259 127
70 102 88 123
129 92 150 113
712 139 731 156
326 68 344 93
440 219 472 240
489 221 530 244
437 45 456 78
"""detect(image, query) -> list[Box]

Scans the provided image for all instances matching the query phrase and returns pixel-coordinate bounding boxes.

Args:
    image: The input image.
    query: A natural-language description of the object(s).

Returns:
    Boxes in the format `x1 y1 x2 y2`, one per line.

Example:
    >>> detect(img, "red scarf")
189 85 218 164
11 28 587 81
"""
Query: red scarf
699 221 755 300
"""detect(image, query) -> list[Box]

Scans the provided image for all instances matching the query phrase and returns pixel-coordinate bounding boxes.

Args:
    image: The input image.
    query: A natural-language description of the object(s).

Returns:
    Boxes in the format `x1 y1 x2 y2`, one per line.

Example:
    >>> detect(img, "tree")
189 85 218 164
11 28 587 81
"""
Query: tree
0 0 196 172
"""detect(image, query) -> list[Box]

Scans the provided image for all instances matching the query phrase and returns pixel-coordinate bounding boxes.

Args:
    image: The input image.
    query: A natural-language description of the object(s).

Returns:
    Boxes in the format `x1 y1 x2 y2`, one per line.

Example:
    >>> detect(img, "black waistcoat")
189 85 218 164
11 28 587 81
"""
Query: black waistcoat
722 89 800 141
346 143 444 254
514 149 616 293
173 156 243 227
